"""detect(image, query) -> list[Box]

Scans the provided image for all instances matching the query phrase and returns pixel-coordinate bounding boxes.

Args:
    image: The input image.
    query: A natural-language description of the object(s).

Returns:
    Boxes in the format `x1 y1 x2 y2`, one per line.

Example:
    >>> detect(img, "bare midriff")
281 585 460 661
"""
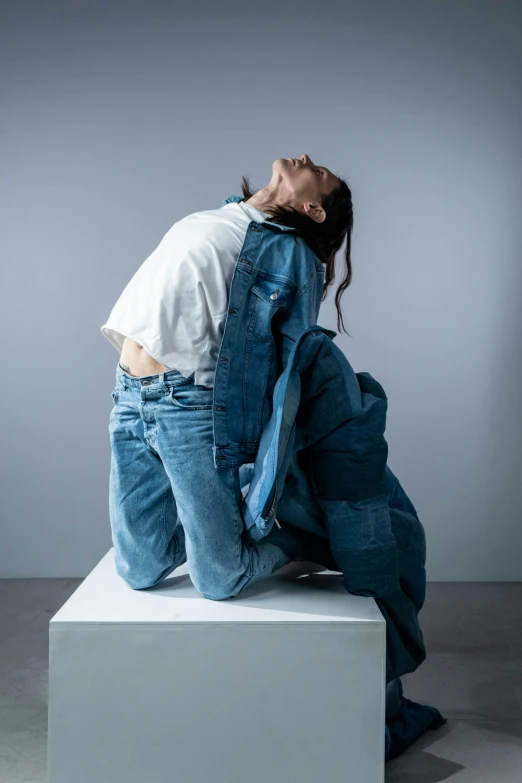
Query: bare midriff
118 336 171 378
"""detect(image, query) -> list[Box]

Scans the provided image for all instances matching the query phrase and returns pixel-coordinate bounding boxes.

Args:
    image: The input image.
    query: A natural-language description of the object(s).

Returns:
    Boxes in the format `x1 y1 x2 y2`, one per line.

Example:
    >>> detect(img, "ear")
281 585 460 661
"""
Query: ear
304 202 326 224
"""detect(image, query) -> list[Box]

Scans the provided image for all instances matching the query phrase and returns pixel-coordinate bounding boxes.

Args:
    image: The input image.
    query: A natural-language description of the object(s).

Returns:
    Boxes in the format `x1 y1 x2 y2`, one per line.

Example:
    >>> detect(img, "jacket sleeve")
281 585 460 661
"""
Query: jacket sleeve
279 267 325 368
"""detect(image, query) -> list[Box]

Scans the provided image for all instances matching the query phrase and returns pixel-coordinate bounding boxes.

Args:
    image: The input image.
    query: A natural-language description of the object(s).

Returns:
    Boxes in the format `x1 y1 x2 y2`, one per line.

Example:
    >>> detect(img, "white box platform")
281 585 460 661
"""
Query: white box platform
48 548 386 783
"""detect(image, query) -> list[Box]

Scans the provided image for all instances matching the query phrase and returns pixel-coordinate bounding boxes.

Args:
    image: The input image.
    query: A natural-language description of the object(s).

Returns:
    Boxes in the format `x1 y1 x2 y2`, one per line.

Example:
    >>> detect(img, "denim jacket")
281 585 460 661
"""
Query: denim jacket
212 194 325 469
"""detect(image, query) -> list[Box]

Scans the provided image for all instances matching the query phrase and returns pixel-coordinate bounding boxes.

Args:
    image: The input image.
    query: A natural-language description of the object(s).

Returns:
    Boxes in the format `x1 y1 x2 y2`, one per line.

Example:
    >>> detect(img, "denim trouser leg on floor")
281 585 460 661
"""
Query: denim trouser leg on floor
108 364 293 600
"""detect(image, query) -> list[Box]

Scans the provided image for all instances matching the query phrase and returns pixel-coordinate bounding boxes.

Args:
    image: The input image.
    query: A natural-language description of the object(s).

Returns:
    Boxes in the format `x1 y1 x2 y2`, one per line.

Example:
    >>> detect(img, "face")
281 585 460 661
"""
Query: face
272 154 339 223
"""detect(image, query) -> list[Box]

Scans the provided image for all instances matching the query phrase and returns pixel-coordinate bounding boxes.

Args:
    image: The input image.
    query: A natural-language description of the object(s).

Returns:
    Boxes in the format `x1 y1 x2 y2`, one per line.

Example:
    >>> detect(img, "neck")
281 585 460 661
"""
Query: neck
244 185 285 213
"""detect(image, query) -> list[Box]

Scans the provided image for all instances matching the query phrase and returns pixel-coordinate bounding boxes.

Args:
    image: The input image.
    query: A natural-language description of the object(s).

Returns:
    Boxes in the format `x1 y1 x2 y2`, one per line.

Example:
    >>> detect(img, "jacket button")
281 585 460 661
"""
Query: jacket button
270 289 279 300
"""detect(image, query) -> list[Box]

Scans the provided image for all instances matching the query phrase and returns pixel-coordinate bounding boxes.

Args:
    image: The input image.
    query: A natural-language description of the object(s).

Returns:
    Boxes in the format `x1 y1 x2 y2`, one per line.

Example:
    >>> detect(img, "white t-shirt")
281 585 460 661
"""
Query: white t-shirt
100 200 272 387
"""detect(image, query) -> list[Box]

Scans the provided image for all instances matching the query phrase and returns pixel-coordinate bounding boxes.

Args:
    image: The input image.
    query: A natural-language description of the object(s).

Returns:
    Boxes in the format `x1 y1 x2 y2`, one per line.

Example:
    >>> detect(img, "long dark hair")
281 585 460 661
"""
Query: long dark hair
240 173 354 336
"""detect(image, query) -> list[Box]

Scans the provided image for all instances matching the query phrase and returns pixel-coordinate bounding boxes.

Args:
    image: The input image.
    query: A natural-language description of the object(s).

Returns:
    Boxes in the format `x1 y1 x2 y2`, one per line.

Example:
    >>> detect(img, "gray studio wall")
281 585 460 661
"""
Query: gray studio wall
1 0 521 579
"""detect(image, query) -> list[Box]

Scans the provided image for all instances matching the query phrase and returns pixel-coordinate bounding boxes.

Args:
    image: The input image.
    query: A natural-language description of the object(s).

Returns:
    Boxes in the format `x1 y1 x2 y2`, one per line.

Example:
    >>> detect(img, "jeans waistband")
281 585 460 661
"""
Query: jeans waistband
116 361 194 390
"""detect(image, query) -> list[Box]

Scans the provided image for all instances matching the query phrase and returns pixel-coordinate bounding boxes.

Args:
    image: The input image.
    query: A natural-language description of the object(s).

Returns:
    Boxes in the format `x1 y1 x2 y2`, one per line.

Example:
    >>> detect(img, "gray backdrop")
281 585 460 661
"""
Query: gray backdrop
1 0 521 579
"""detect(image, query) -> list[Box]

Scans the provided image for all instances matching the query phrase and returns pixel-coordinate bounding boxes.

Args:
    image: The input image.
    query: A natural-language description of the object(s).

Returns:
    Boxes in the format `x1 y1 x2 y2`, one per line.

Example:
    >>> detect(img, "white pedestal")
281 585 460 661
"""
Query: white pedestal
48 549 385 783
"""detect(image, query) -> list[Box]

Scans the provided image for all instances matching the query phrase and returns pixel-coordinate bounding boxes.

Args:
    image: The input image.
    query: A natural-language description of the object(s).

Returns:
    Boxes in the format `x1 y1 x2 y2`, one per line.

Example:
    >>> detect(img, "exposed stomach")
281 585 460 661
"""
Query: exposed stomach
119 336 171 378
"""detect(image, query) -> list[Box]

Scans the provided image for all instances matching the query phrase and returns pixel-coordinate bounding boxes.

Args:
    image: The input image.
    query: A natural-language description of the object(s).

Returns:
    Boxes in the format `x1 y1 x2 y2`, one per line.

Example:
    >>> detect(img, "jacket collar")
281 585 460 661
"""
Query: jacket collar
221 194 298 233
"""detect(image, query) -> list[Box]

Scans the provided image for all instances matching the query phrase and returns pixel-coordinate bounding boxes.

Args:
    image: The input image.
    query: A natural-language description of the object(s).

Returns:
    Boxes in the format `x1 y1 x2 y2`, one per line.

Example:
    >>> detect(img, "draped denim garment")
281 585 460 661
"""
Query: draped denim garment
216 195 446 758
216 195 426 675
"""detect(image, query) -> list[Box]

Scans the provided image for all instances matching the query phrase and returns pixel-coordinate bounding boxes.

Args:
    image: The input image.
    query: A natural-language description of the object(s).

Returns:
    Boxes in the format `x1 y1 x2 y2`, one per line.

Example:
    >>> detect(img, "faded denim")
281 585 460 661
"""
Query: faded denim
108 363 305 599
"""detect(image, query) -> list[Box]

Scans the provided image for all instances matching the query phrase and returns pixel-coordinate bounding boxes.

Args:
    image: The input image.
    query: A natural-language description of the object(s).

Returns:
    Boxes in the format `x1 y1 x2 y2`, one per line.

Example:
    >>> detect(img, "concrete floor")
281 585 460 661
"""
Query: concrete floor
0 579 521 782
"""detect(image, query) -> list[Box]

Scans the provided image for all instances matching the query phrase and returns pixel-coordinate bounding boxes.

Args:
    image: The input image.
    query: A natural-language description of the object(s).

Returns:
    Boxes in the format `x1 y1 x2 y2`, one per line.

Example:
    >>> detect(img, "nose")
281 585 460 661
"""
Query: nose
300 154 312 166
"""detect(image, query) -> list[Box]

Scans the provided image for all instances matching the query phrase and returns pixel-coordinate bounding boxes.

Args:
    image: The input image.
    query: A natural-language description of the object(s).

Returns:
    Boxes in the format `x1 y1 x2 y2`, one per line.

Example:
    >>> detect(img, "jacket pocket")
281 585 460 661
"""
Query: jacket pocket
247 277 295 341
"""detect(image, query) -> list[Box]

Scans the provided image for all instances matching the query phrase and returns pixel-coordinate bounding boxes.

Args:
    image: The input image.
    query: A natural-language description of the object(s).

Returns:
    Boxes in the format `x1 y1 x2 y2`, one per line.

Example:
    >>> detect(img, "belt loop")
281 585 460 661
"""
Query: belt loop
159 371 167 392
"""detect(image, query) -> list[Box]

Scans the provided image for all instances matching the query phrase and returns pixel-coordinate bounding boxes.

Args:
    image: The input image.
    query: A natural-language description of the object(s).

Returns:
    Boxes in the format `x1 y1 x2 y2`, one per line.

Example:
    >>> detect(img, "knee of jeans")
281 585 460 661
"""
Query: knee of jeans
122 574 158 591
197 582 238 601
116 562 159 591
191 572 237 601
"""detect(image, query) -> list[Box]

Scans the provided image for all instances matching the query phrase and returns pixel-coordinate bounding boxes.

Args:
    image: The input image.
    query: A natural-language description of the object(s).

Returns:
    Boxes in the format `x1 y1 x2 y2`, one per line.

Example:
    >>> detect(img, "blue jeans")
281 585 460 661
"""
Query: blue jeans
108 363 299 599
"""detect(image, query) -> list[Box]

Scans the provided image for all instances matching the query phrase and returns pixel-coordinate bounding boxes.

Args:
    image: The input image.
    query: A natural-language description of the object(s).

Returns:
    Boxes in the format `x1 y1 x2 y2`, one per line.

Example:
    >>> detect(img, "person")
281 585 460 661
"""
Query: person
101 154 353 600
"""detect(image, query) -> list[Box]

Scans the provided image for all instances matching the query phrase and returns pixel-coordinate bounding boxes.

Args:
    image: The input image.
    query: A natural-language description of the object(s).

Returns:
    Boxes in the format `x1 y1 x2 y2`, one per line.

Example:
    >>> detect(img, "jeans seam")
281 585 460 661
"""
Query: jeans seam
160 489 168 548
